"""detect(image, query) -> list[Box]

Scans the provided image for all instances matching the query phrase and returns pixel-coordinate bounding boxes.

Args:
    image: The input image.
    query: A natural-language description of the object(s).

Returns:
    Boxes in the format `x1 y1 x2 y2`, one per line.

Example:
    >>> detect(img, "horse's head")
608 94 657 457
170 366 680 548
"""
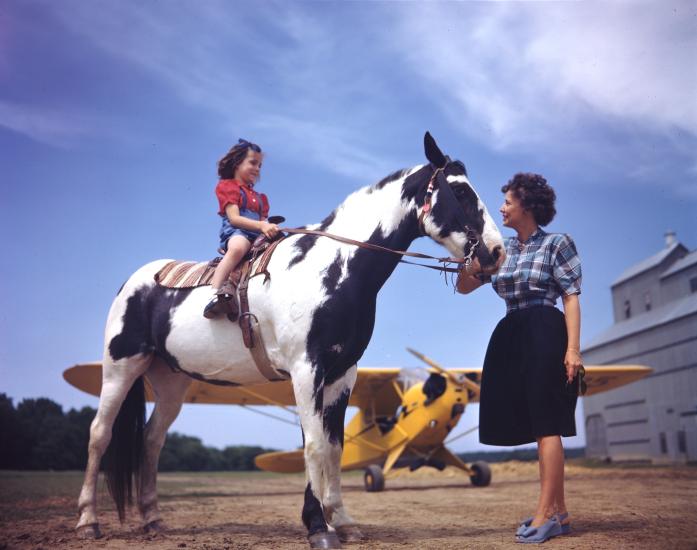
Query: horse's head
420 132 505 274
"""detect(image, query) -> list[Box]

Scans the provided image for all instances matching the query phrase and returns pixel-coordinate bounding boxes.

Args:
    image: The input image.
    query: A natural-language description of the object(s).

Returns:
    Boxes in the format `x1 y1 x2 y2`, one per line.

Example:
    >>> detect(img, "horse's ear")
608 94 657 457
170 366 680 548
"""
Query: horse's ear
424 132 447 168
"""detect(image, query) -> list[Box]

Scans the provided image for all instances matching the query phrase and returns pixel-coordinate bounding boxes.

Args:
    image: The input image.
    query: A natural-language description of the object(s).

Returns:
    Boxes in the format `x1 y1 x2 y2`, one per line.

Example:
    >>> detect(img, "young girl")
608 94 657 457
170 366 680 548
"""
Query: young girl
203 139 279 319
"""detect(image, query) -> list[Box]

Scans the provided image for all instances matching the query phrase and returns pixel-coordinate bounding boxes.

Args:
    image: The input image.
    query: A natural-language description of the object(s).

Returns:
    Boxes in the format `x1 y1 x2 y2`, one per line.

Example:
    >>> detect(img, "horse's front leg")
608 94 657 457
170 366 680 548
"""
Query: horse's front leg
138 359 191 532
320 368 363 542
292 365 342 549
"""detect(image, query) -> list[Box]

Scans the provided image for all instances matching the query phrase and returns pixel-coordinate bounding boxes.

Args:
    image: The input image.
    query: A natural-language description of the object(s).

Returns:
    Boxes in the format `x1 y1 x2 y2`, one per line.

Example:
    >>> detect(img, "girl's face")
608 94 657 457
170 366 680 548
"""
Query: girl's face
234 149 263 186
500 190 529 229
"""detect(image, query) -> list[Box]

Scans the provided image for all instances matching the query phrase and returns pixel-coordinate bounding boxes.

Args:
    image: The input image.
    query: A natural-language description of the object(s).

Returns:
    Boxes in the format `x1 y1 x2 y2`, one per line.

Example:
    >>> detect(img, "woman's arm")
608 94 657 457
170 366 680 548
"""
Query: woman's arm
456 258 486 294
225 204 279 238
561 293 582 383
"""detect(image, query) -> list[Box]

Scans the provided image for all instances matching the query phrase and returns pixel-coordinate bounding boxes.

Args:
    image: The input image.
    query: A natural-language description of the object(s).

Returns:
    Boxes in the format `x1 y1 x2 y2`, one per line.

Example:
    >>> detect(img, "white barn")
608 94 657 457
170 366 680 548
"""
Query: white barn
583 232 697 463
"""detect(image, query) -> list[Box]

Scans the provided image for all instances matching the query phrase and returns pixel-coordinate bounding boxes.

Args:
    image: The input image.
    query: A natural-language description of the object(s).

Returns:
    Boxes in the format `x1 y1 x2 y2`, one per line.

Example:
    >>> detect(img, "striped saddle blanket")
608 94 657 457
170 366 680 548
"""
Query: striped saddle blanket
154 259 221 289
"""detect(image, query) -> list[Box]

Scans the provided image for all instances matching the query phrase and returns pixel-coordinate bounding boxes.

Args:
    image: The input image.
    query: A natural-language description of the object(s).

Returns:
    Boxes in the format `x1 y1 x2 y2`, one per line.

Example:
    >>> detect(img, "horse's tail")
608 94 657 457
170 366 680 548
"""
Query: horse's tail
103 376 146 523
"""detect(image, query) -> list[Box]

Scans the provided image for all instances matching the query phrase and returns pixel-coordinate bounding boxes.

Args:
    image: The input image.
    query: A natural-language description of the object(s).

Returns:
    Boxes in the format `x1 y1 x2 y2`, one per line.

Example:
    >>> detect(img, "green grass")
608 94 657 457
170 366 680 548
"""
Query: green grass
0 470 86 501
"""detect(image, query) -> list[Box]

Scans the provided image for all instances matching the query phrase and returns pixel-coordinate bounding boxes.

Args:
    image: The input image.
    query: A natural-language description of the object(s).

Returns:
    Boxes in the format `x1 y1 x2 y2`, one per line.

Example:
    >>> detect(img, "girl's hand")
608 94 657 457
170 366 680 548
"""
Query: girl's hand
564 348 583 384
260 221 279 239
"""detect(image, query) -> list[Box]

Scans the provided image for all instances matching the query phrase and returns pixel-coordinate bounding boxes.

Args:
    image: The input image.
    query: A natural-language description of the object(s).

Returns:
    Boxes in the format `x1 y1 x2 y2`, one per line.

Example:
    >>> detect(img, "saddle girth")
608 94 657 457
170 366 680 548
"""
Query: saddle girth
237 236 288 381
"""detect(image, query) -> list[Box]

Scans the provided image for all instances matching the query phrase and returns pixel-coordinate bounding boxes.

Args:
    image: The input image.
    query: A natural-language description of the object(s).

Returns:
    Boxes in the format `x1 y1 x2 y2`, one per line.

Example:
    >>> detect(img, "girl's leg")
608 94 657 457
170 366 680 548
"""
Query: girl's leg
210 235 252 290
204 235 252 318
530 435 565 527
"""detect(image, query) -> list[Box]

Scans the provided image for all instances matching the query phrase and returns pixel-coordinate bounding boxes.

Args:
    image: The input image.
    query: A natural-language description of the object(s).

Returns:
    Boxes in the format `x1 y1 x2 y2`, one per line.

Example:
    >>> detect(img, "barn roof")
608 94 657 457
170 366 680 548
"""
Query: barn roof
583 291 697 352
661 249 697 279
611 242 685 287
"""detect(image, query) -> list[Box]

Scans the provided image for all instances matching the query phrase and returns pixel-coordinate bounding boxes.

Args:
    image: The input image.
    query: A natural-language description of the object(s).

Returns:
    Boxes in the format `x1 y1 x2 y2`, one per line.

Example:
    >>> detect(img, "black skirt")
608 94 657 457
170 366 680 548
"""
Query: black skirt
479 305 578 446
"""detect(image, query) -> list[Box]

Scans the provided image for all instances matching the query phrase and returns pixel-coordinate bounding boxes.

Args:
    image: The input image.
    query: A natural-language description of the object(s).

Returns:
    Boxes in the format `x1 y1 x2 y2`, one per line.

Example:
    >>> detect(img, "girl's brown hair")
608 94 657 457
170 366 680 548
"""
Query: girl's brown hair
217 139 262 179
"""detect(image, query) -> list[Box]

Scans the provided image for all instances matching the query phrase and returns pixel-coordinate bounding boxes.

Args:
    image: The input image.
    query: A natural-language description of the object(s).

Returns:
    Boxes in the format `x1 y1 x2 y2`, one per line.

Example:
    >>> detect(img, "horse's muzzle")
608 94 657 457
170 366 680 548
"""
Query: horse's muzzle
480 245 506 274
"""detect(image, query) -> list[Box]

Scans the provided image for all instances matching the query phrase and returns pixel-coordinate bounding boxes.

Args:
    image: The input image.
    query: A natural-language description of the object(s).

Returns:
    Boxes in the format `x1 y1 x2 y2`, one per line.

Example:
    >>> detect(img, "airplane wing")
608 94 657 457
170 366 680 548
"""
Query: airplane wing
63 362 297 406
63 362 651 407
63 364 413 412
446 365 652 401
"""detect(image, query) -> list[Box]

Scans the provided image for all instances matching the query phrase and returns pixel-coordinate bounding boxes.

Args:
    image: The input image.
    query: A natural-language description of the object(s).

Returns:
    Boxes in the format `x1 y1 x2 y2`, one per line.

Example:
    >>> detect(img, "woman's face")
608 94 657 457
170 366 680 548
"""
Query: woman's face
500 190 528 229
234 149 263 186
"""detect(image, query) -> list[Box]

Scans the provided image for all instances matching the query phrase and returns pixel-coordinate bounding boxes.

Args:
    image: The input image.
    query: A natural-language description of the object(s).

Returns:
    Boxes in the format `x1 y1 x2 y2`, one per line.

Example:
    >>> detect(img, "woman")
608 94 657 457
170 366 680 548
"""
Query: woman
457 173 583 543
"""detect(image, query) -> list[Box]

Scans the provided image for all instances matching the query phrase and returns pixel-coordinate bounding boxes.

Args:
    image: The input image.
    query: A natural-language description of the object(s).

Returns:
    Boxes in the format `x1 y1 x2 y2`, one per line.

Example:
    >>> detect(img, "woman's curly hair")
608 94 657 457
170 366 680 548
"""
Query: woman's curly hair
217 140 263 179
501 173 556 226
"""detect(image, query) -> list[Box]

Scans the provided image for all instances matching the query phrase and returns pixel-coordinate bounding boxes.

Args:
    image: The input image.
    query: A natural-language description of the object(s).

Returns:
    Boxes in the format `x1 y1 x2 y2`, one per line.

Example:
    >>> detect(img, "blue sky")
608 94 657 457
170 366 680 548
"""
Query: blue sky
1 1 695 454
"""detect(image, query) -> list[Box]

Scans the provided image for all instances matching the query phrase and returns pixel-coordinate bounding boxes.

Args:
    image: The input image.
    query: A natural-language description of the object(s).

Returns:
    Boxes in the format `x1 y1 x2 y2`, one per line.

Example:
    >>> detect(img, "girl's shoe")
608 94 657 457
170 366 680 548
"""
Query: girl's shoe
203 283 238 320
203 295 226 319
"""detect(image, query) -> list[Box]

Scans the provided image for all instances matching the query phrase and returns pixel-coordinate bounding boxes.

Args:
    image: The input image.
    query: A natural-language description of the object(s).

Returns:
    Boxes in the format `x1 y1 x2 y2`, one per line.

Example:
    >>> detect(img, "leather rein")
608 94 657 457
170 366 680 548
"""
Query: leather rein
277 164 481 274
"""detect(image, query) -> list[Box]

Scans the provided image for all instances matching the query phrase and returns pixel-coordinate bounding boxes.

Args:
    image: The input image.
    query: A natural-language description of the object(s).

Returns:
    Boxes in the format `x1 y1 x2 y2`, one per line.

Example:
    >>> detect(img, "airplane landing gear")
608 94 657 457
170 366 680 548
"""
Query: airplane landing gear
469 460 492 486
364 464 385 492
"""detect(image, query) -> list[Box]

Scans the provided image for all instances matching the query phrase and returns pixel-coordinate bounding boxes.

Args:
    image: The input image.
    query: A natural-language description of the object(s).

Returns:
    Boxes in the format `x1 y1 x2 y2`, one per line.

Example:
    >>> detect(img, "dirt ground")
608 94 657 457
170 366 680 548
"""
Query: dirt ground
1 461 696 550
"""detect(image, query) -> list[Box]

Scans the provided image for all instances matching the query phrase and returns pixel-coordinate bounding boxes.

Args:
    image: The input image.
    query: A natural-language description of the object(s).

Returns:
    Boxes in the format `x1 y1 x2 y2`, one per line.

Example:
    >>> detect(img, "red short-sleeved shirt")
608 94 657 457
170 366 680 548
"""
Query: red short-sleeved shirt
215 179 269 219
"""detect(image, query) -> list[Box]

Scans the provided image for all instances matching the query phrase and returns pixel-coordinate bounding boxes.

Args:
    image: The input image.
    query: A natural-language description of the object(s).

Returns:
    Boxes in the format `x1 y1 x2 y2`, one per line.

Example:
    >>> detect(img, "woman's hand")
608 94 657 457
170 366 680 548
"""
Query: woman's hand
259 221 279 239
564 348 583 384
456 257 484 294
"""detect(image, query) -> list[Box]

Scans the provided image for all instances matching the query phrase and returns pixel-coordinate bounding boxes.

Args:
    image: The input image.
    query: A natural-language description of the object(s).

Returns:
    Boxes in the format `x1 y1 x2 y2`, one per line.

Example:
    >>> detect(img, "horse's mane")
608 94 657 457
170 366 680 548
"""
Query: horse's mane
371 168 410 192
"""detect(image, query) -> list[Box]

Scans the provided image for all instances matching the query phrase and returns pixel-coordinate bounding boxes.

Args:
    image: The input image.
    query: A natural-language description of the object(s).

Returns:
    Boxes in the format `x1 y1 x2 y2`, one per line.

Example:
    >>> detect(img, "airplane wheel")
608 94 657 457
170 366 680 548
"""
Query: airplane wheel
364 464 385 492
469 461 492 487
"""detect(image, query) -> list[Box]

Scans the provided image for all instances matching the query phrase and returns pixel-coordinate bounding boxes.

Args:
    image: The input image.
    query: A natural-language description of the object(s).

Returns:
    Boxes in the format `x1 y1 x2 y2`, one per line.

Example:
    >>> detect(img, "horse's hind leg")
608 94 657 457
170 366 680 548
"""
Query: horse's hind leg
76 353 151 538
138 359 191 532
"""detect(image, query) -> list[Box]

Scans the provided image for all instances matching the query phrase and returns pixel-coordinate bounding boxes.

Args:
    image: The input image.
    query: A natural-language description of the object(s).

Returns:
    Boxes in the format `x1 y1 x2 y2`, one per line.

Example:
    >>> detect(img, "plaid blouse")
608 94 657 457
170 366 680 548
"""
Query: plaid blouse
489 228 582 313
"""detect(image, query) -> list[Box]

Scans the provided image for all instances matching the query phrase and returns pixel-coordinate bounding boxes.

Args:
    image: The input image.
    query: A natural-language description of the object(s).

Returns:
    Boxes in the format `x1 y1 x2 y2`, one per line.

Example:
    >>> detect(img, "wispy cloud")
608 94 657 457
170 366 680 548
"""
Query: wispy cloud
388 2 697 149
6 0 695 188
33 1 398 181
0 100 95 147
257 114 396 183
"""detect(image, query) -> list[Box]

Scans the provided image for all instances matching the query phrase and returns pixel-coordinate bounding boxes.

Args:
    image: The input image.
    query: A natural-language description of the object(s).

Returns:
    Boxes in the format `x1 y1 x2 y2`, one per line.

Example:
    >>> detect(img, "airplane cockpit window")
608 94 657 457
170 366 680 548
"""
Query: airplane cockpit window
422 372 447 404
398 368 447 405
397 367 430 393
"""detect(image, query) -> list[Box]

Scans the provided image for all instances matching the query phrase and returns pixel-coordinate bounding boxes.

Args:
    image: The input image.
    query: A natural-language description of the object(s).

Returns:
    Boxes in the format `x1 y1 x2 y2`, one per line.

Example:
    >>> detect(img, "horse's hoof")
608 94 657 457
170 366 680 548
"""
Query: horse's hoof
143 519 167 534
335 525 364 543
308 531 342 549
76 523 102 539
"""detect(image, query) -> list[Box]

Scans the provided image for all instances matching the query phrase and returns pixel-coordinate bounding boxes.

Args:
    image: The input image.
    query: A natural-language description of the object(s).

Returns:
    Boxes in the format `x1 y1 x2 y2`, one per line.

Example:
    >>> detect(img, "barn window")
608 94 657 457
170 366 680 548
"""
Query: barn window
677 430 687 454
659 432 668 454
644 291 651 311
624 300 631 319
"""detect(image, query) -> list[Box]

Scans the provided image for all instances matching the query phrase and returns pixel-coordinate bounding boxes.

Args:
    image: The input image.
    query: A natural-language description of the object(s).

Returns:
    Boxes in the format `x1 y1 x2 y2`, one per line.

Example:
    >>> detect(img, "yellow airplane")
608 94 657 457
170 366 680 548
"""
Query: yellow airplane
63 349 651 492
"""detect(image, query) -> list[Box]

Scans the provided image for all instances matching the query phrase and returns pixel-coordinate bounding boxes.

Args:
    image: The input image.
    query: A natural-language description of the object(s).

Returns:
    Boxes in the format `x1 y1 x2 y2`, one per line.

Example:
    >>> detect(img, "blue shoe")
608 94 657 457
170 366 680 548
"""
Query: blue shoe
517 512 570 536
516 517 533 537
516 516 562 544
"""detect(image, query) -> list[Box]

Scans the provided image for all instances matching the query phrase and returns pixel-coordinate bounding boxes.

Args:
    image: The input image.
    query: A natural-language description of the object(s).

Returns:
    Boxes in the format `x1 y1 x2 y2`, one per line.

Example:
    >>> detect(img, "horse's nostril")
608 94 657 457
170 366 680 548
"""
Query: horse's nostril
492 245 502 262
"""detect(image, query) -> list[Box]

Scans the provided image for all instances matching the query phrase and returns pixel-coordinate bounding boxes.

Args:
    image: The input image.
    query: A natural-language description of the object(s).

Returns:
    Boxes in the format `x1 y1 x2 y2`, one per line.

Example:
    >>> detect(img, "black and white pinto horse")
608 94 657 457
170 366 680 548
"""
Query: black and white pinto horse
76 134 504 548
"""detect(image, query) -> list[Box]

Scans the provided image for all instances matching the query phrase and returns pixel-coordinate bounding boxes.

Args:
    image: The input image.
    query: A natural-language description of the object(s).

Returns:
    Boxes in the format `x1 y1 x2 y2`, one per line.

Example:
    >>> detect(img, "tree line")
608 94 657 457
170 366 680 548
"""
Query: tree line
0 394 277 471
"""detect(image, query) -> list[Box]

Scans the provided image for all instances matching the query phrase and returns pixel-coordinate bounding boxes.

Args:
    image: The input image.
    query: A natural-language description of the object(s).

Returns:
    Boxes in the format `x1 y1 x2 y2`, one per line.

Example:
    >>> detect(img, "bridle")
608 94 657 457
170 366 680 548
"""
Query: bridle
417 162 481 269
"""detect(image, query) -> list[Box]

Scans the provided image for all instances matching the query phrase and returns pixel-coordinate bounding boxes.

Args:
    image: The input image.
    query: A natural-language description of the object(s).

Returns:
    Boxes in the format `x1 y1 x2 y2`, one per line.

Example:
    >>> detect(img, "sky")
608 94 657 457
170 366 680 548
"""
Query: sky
1 0 696 455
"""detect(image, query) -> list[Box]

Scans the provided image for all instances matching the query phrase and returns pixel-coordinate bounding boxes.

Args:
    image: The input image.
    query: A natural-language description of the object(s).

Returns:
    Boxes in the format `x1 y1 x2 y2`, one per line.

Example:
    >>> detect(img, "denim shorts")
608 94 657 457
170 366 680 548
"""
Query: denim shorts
219 208 261 251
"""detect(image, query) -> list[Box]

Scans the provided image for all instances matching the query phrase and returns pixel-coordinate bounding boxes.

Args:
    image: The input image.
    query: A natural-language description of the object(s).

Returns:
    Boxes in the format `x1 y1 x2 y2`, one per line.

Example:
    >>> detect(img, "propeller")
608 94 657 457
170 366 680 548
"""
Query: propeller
406 347 481 397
